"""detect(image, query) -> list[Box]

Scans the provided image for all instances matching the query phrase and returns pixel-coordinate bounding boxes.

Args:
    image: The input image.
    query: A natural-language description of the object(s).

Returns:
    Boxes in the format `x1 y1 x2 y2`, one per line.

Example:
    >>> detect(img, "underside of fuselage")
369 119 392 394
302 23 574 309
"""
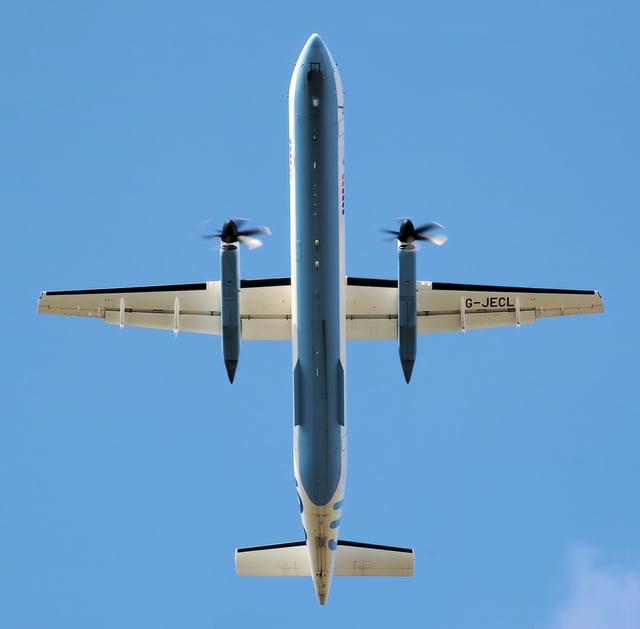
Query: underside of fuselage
289 33 347 603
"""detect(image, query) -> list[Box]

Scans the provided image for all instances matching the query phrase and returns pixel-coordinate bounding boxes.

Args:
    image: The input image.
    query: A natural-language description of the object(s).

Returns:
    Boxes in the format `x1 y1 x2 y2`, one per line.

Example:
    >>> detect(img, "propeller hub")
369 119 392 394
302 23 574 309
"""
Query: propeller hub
382 218 447 248
221 219 240 244
202 218 270 250
398 219 417 244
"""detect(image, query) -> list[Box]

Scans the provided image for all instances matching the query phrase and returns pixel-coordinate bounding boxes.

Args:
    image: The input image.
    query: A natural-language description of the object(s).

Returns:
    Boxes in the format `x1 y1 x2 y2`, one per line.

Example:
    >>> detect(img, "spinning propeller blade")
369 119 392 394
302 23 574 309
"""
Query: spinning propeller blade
383 218 447 248
202 219 271 249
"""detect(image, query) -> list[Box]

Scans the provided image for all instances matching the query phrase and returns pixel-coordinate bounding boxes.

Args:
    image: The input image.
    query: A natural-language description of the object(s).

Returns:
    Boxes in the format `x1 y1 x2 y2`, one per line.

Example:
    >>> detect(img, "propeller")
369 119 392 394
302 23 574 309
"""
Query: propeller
383 219 447 248
202 219 271 250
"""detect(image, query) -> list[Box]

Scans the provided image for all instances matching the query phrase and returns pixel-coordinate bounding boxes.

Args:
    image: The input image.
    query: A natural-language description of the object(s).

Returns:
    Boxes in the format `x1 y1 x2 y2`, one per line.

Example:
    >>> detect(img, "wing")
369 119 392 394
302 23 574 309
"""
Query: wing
38 276 603 340
345 277 604 339
37 278 292 340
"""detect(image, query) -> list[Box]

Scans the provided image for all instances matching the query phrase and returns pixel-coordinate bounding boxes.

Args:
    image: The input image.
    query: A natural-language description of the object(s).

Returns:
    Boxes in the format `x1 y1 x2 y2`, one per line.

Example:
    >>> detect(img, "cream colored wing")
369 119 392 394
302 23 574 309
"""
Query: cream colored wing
345 277 604 339
38 278 292 339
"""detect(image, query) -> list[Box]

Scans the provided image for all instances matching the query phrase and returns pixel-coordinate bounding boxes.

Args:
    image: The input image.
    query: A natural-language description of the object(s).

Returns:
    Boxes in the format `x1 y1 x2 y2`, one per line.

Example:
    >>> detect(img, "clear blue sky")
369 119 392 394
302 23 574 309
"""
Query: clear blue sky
2 1 638 627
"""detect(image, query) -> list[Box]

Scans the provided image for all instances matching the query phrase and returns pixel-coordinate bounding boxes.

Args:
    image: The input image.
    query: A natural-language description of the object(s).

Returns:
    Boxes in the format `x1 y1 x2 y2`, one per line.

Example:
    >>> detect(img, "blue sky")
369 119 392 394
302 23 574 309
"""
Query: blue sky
2 1 638 627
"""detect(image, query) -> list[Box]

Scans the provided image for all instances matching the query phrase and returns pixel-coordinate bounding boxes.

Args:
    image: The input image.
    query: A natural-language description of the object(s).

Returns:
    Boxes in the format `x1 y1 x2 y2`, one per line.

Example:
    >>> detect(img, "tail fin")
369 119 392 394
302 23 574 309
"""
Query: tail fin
235 540 414 577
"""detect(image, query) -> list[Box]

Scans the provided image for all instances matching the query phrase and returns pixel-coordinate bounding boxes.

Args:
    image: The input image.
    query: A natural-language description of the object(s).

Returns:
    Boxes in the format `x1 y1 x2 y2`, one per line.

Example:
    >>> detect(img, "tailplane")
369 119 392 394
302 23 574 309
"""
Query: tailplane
236 541 309 576
235 540 414 577
334 540 414 576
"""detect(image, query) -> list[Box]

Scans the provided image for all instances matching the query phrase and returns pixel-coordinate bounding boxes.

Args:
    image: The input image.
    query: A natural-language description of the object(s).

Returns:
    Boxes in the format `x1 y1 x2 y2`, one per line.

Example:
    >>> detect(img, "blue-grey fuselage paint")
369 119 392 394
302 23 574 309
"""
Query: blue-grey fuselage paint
289 35 346 602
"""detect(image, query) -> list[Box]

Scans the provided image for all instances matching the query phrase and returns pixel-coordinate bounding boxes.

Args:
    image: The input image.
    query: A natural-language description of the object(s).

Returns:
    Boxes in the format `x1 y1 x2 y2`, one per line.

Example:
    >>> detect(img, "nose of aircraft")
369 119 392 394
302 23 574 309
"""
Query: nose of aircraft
299 32 331 65
305 32 325 50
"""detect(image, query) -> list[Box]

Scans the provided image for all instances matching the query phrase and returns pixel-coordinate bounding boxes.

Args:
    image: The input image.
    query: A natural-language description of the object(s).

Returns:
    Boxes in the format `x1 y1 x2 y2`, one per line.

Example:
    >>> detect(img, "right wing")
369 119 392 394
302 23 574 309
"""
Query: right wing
37 278 292 340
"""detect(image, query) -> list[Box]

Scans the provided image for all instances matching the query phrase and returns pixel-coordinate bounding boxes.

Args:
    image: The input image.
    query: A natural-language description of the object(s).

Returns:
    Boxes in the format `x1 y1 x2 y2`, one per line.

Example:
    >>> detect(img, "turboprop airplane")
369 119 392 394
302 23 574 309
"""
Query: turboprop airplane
37 34 604 604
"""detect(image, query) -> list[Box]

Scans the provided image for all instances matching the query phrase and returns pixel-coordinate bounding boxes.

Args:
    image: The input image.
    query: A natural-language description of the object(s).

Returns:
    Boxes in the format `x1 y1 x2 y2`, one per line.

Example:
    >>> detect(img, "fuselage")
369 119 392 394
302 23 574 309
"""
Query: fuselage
289 33 346 605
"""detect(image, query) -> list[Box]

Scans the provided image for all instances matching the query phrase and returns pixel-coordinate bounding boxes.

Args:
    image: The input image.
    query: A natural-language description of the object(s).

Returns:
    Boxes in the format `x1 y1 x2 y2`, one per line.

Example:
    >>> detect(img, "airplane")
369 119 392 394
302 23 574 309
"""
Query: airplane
37 33 604 605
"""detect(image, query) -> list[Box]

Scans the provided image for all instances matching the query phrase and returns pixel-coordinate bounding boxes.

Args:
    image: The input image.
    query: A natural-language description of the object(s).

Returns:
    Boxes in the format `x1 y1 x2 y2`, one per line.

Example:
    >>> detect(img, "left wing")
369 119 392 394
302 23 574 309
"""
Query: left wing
37 278 292 340
346 278 604 339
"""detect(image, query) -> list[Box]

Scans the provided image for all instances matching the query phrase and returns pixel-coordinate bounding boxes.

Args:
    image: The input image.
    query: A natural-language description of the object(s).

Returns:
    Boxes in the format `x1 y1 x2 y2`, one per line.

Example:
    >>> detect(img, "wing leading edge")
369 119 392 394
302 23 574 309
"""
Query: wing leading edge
38 276 603 340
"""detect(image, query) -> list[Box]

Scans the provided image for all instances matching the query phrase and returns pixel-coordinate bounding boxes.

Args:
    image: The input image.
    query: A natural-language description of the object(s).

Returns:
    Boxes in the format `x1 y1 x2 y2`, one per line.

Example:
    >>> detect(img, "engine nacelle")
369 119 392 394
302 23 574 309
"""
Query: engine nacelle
397 245 417 383
220 245 241 382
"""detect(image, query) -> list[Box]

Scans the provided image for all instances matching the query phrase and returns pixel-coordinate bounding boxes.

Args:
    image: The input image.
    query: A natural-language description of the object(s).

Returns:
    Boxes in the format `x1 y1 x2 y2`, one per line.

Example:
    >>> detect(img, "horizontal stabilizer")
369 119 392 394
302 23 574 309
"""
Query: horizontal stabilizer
334 540 414 576
236 541 309 576
235 540 414 577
